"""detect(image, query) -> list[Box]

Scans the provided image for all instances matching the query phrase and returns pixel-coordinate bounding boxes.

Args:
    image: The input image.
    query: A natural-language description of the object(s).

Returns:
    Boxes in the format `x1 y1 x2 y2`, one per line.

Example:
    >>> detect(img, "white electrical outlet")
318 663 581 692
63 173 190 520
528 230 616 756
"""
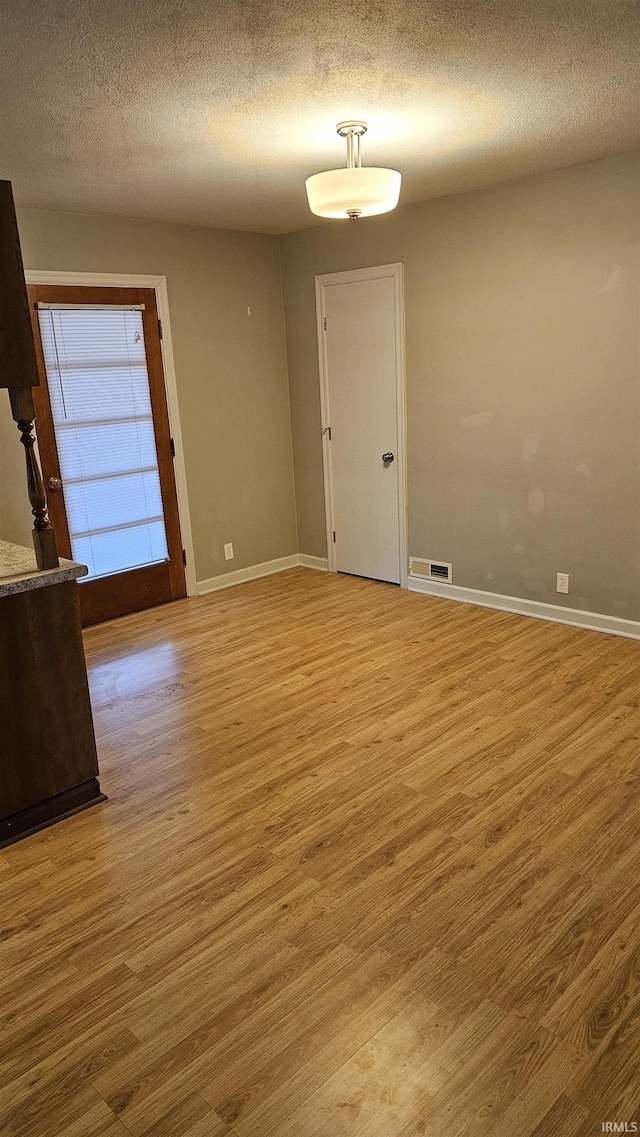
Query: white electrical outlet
224 543 234 561
556 572 569 595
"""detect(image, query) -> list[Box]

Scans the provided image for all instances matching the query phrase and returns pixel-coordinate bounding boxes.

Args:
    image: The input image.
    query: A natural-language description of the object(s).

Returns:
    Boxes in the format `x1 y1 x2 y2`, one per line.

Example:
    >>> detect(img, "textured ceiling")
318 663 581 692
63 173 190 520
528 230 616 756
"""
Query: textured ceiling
1 0 638 234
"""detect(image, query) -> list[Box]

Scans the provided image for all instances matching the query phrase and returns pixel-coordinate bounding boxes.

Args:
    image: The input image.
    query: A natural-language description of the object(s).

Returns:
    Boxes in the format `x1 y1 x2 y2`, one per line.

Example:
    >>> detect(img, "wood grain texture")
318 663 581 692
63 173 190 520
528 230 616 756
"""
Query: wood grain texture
0 579 101 842
2 567 640 1135
0 180 39 389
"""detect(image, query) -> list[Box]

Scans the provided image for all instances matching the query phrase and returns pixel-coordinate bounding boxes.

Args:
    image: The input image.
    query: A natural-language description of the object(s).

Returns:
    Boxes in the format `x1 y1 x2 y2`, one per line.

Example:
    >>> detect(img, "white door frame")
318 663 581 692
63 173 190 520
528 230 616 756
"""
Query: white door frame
24 269 197 597
315 262 408 588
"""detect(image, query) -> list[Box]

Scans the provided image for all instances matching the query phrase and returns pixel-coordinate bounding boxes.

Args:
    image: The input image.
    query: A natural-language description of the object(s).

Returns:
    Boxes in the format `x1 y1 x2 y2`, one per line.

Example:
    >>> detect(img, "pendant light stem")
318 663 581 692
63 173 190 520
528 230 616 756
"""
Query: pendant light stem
337 121 367 170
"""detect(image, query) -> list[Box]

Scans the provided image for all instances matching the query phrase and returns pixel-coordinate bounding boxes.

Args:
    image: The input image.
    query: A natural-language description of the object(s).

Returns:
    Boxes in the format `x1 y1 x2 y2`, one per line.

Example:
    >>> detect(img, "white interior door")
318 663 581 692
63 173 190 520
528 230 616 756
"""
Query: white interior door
318 264 406 585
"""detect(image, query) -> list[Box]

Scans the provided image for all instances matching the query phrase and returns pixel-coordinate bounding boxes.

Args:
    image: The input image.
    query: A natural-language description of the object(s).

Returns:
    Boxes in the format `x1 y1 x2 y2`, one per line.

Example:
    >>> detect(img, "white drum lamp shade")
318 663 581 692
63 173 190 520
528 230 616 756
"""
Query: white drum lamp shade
305 121 401 220
306 166 401 219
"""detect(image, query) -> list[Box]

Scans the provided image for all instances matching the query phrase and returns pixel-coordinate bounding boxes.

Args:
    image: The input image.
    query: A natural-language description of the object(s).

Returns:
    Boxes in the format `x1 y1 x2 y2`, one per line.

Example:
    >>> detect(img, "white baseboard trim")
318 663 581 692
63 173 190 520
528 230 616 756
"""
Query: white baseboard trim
299 554 329 571
197 554 299 595
197 553 328 595
407 574 640 641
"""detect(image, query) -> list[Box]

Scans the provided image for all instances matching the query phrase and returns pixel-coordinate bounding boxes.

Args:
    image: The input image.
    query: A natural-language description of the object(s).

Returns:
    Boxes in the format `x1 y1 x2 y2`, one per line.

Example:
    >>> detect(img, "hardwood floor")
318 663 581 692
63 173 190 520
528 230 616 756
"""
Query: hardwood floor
3 567 640 1136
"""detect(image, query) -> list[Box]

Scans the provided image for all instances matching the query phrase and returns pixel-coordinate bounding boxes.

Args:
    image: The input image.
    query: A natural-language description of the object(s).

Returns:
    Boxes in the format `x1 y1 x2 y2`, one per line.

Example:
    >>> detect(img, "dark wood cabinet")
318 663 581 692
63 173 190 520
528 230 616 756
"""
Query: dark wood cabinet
0 566 105 846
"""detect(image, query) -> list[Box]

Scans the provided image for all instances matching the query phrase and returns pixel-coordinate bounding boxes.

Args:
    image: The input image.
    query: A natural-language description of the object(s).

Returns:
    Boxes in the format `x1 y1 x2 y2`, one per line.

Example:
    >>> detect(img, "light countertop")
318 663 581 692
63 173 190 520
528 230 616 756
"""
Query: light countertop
0 540 87 597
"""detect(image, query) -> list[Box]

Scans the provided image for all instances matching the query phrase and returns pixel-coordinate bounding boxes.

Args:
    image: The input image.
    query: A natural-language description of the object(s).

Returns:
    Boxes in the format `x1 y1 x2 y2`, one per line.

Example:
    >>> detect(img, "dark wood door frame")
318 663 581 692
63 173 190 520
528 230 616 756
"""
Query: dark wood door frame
28 284 187 626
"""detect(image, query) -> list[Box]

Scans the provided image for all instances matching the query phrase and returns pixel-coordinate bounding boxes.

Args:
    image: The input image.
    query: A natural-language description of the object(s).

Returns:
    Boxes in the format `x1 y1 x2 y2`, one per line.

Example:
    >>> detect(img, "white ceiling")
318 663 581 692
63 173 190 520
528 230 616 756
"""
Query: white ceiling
1 0 638 234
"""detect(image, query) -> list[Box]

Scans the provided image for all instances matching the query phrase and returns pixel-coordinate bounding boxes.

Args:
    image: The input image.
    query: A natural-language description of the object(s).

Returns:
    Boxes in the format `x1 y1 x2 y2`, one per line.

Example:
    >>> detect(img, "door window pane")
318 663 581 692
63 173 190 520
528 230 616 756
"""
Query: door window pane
37 306 169 581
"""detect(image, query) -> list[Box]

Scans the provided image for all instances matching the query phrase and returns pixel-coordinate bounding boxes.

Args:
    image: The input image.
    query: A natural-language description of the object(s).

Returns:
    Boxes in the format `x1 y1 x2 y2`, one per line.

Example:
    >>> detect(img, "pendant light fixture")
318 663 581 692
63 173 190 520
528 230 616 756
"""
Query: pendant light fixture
305 121 401 220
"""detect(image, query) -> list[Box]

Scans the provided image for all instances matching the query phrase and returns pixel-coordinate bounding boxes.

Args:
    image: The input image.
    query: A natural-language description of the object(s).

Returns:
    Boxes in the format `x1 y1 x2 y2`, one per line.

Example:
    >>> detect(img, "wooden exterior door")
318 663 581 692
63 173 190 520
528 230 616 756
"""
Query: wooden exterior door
28 284 187 626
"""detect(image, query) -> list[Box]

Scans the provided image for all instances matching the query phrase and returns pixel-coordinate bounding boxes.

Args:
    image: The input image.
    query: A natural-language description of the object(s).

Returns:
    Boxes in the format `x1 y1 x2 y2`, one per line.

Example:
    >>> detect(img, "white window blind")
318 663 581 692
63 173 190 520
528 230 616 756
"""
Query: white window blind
37 305 169 581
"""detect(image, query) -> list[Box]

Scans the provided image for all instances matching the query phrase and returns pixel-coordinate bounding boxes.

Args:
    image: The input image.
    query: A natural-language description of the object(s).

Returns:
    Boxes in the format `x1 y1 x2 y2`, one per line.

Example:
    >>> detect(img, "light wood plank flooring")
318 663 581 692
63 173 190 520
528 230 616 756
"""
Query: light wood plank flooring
3 567 640 1136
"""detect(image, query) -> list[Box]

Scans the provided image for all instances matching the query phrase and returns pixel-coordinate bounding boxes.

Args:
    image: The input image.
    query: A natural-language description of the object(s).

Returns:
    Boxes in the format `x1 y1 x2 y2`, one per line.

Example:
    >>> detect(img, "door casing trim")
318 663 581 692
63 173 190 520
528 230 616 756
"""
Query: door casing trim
24 270 197 597
315 262 408 588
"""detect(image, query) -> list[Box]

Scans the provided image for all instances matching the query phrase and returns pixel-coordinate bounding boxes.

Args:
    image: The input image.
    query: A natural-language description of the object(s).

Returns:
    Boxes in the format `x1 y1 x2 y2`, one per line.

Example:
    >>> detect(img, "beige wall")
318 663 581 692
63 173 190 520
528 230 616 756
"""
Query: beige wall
1 208 298 583
2 153 638 622
280 152 640 620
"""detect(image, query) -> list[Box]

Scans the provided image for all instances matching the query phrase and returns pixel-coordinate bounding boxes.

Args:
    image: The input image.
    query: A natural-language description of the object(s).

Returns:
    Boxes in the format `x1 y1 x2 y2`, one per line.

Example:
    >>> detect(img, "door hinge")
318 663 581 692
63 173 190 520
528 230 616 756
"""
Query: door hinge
333 531 336 543
158 318 163 341
323 317 327 331
182 549 187 566
170 437 175 457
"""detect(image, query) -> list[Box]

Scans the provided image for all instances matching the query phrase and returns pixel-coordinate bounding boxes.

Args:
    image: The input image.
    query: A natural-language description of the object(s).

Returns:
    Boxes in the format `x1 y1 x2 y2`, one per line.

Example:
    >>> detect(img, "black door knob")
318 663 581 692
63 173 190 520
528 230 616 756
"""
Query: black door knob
382 452 394 463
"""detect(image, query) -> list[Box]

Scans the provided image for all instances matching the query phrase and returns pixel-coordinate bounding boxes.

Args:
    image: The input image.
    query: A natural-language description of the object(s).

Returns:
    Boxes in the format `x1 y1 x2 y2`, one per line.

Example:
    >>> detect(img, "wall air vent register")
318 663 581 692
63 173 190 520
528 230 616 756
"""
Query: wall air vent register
410 559 453 583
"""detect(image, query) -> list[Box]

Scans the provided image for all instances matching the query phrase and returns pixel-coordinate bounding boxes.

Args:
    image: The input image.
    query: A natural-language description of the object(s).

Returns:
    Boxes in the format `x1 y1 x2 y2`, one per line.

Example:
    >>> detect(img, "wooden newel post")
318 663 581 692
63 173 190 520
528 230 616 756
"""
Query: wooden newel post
9 386 58 570
0 179 59 569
